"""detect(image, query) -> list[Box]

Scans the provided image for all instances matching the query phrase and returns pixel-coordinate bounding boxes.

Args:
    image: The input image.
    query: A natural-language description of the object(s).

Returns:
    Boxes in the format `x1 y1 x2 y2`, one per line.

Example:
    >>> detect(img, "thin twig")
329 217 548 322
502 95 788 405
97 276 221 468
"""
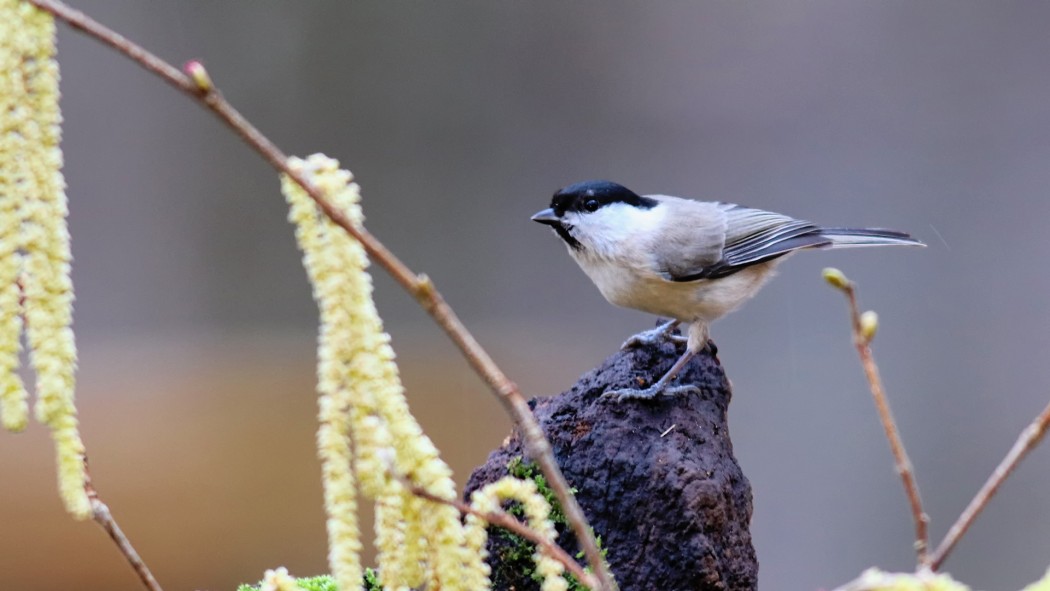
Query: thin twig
26 1 612 588
929 400 1050 569
826 269 930 566
393 473 598 588
83 458 164 591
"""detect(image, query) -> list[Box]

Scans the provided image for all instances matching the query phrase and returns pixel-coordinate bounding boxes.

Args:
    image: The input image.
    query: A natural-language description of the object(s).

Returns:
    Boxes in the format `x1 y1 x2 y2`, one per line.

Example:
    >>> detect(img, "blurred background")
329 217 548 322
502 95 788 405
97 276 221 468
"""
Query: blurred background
2 2 1049 589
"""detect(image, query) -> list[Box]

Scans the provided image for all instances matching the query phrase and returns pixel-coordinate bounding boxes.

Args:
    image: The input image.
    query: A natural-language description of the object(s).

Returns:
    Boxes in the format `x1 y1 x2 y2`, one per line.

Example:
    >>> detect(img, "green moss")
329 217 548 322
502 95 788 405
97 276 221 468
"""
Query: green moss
363 568 383 591
496 457 610 591
236 569 381 591
506 456 572 525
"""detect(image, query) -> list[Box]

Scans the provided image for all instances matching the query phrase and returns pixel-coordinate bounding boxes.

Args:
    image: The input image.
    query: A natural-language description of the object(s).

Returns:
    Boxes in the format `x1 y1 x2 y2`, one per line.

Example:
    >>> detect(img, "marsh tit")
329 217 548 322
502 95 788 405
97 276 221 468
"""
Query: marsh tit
532 180 924 401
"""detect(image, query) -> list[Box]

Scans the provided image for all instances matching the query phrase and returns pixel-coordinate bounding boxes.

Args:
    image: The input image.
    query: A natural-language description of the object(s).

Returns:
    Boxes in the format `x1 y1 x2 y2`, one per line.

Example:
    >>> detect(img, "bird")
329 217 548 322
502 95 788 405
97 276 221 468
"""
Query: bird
531 179 924 401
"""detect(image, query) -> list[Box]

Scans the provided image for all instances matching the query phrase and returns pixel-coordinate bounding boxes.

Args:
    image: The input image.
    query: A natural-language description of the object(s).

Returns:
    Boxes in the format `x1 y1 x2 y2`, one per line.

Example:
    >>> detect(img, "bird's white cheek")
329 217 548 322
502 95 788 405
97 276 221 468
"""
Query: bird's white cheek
570 205 666 258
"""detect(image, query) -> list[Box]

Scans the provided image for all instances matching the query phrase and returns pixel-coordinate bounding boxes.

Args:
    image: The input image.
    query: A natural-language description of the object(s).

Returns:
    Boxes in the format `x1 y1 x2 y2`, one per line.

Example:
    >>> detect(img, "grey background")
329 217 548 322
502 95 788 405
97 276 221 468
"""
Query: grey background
2 2 1049 590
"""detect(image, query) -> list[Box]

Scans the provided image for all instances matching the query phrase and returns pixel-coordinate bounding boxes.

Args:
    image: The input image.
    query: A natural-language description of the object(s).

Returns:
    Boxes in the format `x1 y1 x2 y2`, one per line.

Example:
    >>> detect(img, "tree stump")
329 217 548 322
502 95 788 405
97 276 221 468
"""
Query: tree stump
466 334 758 591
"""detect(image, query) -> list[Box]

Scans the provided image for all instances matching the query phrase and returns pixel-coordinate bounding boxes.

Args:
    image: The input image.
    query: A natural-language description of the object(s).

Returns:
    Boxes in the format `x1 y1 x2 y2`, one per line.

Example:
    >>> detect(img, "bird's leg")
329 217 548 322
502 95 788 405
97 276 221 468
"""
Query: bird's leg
604 322 709 401
620 319 686 349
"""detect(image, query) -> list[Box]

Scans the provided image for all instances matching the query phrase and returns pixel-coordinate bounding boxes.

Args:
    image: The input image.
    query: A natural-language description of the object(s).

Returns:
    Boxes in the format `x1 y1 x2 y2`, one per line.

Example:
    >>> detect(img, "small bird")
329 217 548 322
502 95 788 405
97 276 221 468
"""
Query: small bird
532 179 924 400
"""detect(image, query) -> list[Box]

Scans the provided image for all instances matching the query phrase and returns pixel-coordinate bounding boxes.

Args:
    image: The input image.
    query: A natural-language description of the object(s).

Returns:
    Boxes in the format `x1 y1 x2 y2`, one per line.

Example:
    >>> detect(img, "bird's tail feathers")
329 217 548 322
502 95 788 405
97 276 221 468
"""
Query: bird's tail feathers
820 227 925 248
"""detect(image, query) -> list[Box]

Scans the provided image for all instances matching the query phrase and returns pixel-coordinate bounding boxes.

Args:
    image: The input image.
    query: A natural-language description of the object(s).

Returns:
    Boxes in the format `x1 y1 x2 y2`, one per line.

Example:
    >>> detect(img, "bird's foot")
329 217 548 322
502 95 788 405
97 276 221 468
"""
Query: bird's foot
621 320 685 350
602 383 701 401
606 344 701 401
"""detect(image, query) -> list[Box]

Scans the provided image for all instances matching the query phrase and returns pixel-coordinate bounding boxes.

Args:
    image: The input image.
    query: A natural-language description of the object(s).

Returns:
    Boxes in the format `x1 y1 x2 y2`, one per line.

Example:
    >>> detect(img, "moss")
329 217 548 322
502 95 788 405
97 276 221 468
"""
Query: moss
492 457 609 591
236 569 381 591
363 568 383 591
506 456 571 525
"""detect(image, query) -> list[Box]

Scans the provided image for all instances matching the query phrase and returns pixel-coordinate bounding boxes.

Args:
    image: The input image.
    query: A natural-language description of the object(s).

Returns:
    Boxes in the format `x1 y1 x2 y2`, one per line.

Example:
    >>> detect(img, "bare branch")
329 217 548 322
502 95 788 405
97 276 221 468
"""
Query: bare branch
930 400 1050 569
84 459 163 591
25 1 612 587
825 268 930 567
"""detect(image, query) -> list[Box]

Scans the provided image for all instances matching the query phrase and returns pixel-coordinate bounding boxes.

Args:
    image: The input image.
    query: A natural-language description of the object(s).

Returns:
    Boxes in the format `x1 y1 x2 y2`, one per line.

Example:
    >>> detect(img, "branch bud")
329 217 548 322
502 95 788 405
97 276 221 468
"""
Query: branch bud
822 267 851 291
860 310 879 343
183 60 212 93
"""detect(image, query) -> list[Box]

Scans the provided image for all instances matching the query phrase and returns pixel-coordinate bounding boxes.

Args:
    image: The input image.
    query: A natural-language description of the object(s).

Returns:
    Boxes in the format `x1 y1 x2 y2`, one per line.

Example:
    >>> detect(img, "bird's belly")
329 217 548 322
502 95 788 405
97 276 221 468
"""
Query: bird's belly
582 260 777 323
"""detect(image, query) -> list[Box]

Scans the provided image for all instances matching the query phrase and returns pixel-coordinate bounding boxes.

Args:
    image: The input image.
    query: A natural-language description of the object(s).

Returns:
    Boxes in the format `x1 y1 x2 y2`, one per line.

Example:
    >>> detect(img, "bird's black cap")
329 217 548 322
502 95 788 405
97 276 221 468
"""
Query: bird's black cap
549 180 658 216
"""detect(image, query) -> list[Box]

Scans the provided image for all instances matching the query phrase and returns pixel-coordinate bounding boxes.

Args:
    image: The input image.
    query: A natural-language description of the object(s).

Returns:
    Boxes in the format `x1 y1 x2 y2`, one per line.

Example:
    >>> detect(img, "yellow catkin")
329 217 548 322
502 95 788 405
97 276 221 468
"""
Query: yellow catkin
317 396 362 590
0 0 29 432
373 482 408 590
282 154 486 590
259 567 303 591
1022 568 1050 591
0 0 89 519
467 477 568 591
842 568 970 591
396 491 428 587
462 504 492 586
283 160 363 591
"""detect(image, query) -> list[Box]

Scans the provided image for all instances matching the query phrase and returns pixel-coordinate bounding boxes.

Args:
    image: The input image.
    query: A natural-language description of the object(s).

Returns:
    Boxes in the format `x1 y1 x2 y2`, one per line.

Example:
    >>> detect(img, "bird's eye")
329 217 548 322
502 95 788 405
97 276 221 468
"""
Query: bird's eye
583 198 600 212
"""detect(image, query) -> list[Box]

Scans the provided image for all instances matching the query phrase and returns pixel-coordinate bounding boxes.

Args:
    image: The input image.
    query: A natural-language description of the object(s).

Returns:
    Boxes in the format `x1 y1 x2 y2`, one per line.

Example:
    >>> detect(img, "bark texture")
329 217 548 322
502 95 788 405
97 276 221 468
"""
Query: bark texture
466 335 757 591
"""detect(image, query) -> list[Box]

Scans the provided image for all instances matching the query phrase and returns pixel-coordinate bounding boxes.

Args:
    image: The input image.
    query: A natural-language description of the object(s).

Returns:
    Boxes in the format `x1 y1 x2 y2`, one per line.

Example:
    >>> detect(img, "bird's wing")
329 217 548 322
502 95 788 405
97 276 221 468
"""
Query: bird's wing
647 198 728 281
663 202 829 281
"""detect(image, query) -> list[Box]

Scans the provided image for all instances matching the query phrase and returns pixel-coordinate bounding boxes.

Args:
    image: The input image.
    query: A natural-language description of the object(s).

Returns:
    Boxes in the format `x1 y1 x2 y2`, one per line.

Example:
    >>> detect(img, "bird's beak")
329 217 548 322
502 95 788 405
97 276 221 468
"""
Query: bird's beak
531 208 561 226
